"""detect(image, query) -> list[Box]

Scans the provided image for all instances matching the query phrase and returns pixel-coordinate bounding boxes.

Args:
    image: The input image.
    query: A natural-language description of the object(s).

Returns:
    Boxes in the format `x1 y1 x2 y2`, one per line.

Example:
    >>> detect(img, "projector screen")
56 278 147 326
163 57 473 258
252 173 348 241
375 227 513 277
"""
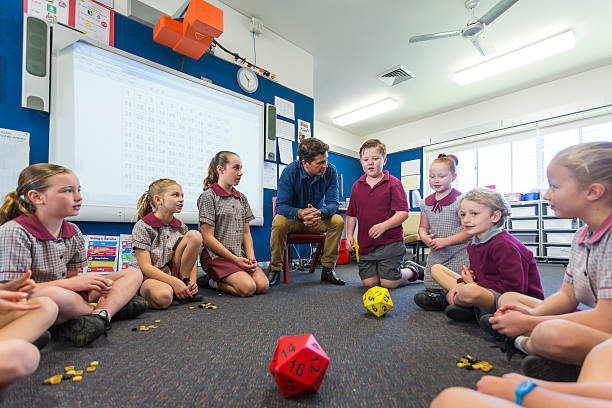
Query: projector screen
50 41 264 225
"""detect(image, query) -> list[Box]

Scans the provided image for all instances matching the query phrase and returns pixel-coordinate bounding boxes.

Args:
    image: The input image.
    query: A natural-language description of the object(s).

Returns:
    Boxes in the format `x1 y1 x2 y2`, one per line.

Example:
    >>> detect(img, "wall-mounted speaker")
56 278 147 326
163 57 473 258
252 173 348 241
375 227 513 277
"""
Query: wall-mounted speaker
338 173 343 197
22 15 50 112
265 104 277 161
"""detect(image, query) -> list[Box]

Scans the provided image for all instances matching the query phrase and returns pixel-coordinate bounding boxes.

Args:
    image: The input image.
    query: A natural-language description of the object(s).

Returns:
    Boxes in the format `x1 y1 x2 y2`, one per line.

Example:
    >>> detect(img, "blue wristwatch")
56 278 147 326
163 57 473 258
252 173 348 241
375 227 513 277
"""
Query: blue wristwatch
515 380 537 406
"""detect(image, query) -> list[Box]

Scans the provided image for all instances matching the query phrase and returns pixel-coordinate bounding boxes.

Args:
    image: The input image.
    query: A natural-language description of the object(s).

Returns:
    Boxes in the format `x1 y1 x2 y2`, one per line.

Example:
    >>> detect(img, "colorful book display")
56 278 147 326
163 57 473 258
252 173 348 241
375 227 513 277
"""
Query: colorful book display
119 234 133 270
84 235 119 274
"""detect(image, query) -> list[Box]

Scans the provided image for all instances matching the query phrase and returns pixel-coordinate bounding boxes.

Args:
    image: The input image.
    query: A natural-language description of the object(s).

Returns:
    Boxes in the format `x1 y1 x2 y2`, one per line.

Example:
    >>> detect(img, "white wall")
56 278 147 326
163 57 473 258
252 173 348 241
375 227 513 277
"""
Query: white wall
315 120 361 157
370 63 612 153
114 0 314 98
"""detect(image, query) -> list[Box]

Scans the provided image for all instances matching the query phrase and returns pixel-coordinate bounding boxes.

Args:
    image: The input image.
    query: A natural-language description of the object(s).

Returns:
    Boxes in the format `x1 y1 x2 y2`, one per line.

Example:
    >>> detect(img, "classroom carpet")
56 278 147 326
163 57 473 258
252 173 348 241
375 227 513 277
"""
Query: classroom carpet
3 263 565 408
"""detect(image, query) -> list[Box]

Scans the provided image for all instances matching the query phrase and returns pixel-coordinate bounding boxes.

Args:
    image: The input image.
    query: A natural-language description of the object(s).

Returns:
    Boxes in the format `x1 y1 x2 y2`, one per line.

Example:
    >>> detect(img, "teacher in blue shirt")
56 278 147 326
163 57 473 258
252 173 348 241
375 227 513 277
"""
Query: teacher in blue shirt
268 137 345 286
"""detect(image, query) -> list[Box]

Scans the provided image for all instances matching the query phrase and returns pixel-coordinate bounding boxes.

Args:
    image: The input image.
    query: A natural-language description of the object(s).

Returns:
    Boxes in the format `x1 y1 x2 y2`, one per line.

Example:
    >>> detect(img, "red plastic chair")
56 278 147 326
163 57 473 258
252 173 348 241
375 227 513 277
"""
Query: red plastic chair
268 197 326 284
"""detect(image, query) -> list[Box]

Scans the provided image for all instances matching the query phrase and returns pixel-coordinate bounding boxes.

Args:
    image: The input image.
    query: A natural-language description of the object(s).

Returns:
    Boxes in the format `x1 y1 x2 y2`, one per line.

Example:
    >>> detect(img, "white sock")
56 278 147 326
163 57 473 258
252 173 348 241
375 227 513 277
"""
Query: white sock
209 279 218 289
514 335 529 354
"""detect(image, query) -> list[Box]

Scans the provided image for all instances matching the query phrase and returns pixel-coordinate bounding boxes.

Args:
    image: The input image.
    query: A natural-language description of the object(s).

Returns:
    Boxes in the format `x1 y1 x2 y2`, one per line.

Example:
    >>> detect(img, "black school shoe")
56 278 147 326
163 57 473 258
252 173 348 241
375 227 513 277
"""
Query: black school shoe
521 355 581 382
32 330 51 350
113 296 148 321
321 267 345 285
414 290 447 311
57 310 111 347
444 304 478 322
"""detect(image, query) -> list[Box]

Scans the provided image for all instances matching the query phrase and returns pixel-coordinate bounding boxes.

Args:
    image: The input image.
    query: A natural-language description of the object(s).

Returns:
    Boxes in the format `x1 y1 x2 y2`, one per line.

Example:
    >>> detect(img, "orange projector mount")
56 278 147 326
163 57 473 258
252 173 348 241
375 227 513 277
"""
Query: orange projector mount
153 0 223 60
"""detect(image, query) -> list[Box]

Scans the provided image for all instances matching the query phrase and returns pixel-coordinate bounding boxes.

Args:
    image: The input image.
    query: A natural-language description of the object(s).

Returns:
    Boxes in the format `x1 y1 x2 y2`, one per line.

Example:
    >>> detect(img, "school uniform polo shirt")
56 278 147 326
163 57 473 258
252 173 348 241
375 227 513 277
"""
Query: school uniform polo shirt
467 230 544 299
130 212 188 274
564 211 612 308
197 183 254 260
0 212 87 282
346 171 409 256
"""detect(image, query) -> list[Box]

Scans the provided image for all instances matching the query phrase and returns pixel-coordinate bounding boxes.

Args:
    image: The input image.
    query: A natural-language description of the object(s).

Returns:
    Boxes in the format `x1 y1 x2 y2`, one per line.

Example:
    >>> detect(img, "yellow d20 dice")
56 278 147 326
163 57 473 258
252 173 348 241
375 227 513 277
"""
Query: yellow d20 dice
363 286 393 317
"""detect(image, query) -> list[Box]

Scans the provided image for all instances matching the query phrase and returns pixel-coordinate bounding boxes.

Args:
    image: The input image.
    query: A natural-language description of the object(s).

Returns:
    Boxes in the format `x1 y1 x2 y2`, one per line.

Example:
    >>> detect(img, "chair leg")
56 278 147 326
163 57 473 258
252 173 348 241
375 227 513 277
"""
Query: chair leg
308 242 324 274
283 246 290 284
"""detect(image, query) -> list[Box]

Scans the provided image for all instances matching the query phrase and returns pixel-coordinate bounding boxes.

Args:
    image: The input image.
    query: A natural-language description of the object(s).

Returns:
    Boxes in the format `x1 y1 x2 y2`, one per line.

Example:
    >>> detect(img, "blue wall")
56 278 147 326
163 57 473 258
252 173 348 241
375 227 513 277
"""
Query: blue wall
386 147 424 210
0 8 365 261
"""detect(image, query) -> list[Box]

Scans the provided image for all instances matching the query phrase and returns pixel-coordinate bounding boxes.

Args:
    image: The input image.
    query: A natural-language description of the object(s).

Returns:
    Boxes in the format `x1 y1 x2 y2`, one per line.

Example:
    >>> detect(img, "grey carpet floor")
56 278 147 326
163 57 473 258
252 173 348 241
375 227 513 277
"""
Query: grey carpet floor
2 263 565 407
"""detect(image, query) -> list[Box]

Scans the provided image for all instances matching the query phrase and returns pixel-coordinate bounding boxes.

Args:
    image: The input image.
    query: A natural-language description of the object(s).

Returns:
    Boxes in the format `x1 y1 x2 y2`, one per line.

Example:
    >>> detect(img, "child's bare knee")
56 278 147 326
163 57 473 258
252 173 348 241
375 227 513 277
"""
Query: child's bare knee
29 297 59 323
235 280 256 297
184 230 202 245
147 291 173 309
430 264 444 281
530 320 576 354
2 341 40 378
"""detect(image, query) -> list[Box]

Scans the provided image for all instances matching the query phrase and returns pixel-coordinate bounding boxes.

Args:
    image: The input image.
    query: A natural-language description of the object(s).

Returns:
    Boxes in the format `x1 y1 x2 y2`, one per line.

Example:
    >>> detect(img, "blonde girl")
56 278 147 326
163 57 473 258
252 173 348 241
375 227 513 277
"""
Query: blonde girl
131 179 203 309
414 154 471 311
197 151 268 297
0 164 145 347
431 188 543 322
489 141 612 381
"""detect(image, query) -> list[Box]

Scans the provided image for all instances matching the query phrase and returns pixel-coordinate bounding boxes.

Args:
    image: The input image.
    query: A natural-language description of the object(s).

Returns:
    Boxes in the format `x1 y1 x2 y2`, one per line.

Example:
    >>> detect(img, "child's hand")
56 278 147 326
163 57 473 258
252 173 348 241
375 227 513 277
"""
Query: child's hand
0 290 41 312
170 277 190 299
69 274 113 295
447 283 464 305
494 304 532 317
423 233 436 247
368 223 387 239
0 270 36 296
246 257 258 272
345 236 355 252
235 257 255 271
461 266 476 284
187 280 198 296
428 237 448 251
489 311 533 338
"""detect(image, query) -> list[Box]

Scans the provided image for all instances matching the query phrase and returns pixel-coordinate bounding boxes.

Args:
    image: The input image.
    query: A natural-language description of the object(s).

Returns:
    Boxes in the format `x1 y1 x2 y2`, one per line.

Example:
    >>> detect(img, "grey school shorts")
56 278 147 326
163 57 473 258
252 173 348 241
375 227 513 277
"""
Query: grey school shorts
358 241 405 281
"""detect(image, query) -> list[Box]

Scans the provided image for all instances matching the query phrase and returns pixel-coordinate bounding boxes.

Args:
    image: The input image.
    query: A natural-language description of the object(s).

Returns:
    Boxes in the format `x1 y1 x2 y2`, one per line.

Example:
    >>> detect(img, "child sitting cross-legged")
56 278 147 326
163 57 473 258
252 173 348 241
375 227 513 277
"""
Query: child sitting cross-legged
430 188 544 322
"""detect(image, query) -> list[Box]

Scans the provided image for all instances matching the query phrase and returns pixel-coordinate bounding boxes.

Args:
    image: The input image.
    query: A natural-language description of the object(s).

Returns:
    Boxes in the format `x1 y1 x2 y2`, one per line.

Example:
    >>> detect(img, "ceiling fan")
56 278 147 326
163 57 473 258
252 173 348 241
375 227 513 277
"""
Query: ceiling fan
409 0 519 56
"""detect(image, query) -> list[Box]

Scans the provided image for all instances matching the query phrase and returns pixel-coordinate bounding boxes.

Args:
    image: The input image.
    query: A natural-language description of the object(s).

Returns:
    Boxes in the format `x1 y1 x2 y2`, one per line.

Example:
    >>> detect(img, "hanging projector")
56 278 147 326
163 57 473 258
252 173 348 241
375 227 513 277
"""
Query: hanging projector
153 0 223 60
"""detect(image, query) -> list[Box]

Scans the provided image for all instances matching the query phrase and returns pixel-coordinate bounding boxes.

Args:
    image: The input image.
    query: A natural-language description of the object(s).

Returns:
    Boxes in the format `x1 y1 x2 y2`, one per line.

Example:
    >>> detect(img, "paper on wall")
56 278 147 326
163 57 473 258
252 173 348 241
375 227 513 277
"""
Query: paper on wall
0 128 29 200
401 159 420 176
401 174 420 191
276 118 295 141
25 0 70 24
263 161 278 190
77 0 113 45
278 138 293 164
278 164 287 179
274 96 295 120
297 119 311 142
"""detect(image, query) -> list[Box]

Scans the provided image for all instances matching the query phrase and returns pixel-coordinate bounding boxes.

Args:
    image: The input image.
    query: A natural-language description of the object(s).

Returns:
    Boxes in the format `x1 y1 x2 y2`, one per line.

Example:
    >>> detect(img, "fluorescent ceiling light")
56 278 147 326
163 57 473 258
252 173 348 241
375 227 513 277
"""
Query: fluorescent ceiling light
454 30 576 86
333 98 399 126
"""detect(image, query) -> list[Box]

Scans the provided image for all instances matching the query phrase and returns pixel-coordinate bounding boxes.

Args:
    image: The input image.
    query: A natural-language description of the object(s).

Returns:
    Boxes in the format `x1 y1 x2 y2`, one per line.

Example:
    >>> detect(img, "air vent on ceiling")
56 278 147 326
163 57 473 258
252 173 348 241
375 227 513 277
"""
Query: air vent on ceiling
377 65 415 86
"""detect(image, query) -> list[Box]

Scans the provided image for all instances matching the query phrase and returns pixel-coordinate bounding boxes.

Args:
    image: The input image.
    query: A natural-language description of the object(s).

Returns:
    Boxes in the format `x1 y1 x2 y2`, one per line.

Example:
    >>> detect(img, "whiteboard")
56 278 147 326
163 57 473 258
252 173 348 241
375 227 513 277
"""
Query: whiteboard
50 41 264 225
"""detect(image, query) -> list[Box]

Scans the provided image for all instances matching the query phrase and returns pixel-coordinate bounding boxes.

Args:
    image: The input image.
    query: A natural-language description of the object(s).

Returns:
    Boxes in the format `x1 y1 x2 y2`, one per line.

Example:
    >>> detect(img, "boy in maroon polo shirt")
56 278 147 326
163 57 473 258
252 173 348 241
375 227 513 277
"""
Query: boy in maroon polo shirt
430 188 544 322
346 139 422 288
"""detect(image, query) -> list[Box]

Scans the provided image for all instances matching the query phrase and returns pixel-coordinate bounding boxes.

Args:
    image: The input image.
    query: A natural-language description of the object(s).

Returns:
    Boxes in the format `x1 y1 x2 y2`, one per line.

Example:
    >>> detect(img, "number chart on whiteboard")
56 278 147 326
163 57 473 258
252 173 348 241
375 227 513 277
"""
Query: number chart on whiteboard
50 41 264 225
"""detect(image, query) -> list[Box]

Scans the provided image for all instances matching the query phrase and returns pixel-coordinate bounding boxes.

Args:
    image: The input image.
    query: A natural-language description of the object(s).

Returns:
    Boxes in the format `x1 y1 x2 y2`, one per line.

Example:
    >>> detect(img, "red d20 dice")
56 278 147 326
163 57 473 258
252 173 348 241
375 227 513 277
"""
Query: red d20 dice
269 334 330 398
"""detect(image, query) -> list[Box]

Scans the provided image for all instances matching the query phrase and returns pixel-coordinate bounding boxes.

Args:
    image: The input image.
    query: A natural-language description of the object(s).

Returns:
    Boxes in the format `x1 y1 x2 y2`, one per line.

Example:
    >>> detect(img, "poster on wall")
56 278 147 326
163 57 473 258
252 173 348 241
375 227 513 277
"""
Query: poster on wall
23 0 115 46
24 0 71 24
297 119 311 143
76 0 114 45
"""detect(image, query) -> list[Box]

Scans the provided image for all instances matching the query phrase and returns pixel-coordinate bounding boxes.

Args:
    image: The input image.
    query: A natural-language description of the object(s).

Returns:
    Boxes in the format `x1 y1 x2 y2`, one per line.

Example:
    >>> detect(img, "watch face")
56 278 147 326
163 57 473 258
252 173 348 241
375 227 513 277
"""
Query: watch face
237 68 258 93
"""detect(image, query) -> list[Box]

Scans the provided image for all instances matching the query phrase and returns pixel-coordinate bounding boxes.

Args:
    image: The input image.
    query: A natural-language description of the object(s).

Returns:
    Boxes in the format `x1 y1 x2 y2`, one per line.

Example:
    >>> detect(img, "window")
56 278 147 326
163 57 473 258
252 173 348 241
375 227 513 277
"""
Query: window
424 112 612 196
